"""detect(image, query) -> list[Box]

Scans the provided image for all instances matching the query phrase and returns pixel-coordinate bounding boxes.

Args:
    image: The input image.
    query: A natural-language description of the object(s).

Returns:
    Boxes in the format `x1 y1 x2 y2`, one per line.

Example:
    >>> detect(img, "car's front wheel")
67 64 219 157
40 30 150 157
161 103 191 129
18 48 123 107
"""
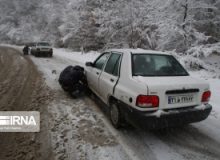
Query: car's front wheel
110 103 124 128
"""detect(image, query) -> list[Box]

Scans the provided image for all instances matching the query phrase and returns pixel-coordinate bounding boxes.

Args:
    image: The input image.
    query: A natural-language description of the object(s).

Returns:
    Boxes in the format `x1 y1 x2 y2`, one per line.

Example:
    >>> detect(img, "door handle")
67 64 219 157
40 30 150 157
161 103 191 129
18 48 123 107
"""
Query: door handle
96 72 99 75
110 79 114 82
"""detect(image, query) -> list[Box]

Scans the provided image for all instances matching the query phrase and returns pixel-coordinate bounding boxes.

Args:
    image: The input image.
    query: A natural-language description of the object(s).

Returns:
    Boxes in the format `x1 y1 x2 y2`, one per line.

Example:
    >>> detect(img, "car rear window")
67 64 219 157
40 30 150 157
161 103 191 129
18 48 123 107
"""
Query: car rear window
132 54 189 76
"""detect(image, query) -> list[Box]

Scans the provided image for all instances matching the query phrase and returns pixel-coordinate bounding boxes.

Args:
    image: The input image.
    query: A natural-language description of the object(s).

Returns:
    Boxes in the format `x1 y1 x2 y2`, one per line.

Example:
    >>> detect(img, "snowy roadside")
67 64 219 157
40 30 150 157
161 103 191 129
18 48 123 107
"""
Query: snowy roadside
53 48 100 66
29 47 220 160
28 48 100 90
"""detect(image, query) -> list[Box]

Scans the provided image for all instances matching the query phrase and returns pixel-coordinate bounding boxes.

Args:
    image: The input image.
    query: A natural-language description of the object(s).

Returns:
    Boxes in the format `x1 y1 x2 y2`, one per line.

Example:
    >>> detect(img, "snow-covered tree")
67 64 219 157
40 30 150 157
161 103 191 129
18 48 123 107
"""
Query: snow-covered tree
0 0 219 54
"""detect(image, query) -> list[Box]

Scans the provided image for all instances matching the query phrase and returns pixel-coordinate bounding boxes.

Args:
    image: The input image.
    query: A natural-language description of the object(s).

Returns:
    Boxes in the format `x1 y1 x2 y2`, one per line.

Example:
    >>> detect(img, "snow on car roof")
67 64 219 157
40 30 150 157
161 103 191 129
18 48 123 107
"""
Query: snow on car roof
107 48 170 55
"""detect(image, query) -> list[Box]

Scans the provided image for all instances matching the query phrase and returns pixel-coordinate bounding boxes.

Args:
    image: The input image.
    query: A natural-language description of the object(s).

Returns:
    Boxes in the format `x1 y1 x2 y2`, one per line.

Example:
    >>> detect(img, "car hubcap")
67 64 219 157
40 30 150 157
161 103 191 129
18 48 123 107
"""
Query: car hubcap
111 104 119 125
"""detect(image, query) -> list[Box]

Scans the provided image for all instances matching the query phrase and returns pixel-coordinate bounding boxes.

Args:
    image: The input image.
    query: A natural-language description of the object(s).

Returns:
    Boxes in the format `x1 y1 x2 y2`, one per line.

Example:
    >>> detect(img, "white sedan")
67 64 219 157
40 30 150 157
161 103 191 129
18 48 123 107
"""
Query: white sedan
85 49 212 129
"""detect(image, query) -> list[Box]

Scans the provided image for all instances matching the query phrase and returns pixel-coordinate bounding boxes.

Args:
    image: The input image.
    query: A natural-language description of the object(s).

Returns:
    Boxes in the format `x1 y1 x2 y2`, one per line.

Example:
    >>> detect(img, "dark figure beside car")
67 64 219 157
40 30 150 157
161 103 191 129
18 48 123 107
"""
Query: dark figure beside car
59 65 87 98
23 45 29 55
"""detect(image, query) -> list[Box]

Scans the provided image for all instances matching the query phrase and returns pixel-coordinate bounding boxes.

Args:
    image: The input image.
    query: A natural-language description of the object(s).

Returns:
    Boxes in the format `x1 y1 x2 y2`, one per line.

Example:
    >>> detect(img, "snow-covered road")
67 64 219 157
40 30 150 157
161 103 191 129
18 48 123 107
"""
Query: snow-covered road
30 48 220 160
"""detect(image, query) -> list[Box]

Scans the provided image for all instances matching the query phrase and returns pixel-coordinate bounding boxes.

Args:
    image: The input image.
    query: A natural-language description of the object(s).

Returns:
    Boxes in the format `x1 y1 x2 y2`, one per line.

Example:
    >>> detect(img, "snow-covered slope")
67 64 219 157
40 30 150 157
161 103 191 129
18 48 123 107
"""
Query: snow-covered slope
0 0 219 53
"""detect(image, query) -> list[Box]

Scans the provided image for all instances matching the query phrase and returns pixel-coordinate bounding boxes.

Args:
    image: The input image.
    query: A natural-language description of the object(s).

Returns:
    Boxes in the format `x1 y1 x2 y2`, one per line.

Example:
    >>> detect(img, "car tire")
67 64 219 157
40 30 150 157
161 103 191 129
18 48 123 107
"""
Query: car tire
110 102 123 129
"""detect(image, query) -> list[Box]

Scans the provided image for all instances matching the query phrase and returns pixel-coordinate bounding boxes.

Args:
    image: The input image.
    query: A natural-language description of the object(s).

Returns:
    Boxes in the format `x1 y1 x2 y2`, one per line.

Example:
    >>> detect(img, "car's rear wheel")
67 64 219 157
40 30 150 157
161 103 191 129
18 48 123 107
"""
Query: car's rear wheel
110 103 123 128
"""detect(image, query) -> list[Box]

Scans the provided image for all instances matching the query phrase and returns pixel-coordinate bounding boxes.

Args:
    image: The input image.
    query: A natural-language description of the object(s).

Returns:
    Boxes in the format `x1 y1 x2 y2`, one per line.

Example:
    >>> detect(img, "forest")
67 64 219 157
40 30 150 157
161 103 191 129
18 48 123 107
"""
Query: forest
0 0 219 54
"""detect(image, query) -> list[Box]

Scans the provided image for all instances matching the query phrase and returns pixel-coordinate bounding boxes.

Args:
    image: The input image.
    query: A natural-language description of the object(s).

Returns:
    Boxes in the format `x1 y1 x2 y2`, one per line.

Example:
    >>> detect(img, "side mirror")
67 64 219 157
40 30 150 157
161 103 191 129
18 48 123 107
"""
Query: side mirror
85 62 94 67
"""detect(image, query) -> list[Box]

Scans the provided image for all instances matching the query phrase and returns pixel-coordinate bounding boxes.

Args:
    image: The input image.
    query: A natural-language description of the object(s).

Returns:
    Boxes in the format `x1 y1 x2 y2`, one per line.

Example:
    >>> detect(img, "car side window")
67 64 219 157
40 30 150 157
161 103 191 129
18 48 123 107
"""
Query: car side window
94 53 110 70
104 53 121 76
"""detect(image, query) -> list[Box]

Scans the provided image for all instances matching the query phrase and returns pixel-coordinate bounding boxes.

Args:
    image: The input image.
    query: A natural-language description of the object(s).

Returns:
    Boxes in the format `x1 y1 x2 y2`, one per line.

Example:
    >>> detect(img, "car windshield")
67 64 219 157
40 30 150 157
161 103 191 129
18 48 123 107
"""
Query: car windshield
132 54 189 76
37 42 50 46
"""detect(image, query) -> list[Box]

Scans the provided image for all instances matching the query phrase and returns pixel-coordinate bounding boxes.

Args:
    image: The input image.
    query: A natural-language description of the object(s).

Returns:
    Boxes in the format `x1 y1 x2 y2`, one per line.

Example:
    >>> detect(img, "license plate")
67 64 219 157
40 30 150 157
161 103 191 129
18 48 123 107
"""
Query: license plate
168 95 194 104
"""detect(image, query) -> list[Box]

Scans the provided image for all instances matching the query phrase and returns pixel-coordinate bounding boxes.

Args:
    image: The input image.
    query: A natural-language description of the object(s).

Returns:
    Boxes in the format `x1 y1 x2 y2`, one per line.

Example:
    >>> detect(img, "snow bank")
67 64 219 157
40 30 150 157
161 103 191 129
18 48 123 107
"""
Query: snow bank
186 43 220 58
169 47 220 79
54 48 100 66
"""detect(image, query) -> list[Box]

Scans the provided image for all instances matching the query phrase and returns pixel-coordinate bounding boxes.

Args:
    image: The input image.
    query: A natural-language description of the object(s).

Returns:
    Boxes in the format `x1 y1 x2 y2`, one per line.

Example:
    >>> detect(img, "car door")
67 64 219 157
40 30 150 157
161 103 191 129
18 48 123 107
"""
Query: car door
86 52 110 95
98 52 122 103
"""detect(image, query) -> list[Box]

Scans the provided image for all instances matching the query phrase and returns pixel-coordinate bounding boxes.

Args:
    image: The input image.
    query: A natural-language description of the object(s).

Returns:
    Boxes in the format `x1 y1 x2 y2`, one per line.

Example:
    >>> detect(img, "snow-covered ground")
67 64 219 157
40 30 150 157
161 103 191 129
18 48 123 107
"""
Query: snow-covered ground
30 48 220 160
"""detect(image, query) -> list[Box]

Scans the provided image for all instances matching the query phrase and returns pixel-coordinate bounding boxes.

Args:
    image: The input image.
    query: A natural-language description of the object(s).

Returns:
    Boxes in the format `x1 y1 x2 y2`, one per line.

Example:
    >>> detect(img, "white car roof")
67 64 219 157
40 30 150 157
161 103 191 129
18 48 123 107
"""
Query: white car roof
106 48 170 55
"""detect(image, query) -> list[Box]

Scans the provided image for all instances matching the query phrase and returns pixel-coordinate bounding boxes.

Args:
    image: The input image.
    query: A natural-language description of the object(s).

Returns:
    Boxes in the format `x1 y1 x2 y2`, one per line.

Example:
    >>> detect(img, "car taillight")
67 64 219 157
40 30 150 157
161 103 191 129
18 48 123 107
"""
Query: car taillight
136 95 159 108
202 91 211 103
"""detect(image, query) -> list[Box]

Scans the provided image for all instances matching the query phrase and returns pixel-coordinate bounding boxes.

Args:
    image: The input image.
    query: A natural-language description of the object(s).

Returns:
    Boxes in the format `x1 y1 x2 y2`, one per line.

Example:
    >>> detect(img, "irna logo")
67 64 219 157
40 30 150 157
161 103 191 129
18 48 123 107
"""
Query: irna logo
0 111 40 132
0 116 37 126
